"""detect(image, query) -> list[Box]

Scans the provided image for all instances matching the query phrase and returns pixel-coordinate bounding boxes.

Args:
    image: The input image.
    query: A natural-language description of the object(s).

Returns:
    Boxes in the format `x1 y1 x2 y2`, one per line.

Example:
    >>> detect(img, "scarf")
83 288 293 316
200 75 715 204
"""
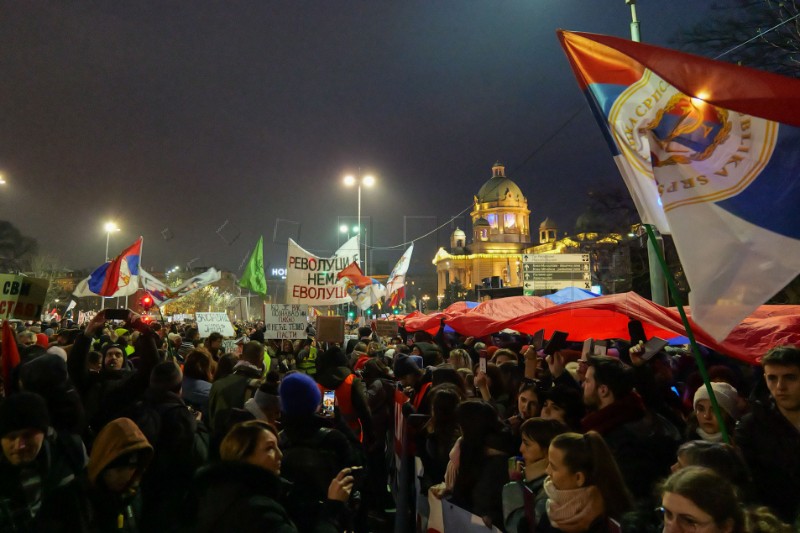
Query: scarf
696 427 725 442
581 392 646 434
544 478 605 533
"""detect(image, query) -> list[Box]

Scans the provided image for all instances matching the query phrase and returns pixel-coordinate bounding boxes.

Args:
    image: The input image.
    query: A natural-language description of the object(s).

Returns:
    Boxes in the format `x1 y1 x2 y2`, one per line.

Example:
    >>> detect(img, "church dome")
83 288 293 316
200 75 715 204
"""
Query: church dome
451 227 466 239
474 217 490 227
539 217 557 230
476 162 525 204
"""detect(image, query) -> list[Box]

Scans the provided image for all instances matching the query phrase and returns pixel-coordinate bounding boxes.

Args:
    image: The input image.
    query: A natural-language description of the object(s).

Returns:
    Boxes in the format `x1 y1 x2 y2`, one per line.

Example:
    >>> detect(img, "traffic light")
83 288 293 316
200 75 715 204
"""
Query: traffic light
140 294 154 312
393 308 400 315
347 311 355 320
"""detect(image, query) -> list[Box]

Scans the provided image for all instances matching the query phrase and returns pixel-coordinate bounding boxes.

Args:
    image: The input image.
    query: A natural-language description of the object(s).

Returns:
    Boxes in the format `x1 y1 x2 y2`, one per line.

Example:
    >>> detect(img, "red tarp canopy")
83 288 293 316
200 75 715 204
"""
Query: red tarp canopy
445 296 556 338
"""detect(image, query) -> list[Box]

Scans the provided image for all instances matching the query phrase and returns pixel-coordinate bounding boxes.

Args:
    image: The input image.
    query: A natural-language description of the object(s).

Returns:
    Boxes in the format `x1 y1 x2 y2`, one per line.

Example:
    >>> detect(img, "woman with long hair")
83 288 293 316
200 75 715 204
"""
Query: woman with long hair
540 431 632 532
658 466 792 533
189 420 354 533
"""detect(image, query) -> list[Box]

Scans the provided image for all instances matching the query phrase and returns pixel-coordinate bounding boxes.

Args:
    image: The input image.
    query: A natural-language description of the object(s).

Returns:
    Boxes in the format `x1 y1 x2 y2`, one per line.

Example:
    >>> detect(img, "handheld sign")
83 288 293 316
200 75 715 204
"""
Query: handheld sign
195 312 235 337
0 274 49 321
316 315 345 344
264 304 308 340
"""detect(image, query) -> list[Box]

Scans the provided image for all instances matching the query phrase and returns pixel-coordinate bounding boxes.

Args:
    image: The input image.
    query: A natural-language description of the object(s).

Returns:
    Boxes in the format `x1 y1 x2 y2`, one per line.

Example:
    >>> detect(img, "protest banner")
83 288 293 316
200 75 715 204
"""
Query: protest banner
316 315 345 344
264 304 308 340
375 319 399 338
0 274 50 321
195 312 235 337
285 237 359 305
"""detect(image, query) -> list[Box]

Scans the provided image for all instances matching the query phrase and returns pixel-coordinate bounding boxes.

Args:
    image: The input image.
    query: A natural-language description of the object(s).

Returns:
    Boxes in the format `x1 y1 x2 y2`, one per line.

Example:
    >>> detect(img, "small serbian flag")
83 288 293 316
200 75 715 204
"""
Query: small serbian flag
73 237 143 298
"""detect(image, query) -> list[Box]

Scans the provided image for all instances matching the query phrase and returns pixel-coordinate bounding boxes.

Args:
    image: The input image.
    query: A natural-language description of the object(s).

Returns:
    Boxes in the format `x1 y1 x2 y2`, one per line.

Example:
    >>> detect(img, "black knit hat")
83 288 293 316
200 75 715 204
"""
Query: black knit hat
393 355 421 378
149 361 183 391
0 392 50 437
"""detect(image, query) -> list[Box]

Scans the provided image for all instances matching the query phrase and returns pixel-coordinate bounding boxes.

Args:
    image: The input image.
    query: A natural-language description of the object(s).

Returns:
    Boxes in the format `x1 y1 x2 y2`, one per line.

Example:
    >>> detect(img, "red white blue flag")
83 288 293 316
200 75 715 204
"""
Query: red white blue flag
73 237 143 298
558 30 800 341
337 261 386 310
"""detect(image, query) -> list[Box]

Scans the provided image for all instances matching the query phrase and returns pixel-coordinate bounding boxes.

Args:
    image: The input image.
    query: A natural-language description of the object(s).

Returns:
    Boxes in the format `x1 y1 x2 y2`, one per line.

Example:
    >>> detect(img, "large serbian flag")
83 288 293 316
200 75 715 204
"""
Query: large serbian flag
558 30 800 341
74 237 143 298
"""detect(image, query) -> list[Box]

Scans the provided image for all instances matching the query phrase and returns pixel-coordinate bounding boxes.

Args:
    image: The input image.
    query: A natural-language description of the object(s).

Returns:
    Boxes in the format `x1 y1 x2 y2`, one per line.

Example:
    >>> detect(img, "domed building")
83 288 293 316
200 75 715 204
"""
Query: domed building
433 162 531 294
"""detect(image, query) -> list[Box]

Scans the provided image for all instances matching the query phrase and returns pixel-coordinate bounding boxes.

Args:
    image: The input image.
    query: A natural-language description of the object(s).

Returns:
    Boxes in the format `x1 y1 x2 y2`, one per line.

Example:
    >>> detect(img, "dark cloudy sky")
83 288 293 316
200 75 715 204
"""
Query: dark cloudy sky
1 1 721 279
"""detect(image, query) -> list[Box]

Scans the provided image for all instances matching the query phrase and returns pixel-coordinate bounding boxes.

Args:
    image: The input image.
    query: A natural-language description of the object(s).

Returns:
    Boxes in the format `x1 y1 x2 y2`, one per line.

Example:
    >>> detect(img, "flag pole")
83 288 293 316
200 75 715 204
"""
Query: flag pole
643 223 730 444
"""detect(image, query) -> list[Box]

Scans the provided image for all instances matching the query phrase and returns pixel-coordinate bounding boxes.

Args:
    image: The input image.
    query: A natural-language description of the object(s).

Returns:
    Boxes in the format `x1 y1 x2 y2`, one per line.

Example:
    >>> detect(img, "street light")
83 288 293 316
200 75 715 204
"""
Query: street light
343 173 375 275
103 221 120 262
0 173 6 185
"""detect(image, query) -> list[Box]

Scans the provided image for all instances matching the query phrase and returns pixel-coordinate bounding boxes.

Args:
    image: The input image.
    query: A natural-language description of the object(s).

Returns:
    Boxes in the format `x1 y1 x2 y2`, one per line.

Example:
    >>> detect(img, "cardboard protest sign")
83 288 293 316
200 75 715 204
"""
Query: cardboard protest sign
375 319 399 338
316 315 345 344
195 312 235 337
264 304 308 340
0 274 50 321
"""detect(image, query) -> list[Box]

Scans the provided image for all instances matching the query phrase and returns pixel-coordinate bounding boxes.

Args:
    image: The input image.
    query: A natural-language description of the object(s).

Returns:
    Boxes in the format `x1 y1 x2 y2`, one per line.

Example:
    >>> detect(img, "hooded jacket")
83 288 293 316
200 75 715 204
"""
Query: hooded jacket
87 417 153 532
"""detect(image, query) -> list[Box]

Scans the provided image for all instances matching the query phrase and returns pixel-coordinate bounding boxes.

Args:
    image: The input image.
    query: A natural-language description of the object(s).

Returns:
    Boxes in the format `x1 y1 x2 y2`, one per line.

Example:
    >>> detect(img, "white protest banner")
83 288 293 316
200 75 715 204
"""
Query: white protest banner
0 274 50 321
195 312 235 337
286 237 359 305
264 304 309 340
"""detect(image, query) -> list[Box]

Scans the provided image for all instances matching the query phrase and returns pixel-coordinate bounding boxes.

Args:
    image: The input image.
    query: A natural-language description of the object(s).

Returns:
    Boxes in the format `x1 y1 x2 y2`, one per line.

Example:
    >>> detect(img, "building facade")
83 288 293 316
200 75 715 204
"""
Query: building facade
433 162 531 294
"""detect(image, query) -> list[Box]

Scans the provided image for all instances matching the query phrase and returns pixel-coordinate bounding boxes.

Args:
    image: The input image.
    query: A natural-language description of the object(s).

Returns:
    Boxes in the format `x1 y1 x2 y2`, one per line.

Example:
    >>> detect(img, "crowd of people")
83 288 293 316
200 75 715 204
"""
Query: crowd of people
1 309 799 532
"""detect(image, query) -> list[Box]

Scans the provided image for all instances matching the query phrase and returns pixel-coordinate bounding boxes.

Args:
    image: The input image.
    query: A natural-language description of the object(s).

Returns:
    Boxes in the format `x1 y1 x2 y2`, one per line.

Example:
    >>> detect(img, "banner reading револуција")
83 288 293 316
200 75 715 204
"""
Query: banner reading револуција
285 237 359 305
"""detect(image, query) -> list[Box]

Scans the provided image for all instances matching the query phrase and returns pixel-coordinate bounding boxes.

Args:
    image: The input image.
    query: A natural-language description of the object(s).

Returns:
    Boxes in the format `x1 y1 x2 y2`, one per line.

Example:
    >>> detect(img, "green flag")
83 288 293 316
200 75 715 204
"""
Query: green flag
240 236 267 296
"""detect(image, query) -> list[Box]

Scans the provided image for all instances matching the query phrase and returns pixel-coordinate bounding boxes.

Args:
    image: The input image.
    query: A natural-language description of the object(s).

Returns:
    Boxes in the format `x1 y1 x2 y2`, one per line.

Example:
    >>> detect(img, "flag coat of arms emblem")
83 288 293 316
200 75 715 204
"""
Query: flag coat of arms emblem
558 30 800 340
73 237 143 298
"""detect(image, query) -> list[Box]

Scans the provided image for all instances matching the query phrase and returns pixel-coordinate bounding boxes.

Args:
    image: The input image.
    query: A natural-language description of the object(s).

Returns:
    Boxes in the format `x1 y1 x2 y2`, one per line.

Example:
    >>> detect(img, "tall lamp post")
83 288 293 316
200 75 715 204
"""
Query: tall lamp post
343 173 375 275
103 221 120 309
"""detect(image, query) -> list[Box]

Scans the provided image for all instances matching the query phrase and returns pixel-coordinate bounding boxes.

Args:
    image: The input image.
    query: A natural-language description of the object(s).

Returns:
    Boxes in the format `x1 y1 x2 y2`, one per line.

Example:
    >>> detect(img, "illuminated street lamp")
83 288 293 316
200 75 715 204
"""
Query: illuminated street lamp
0 173 6 185
343 173 375 275
103 221 120 262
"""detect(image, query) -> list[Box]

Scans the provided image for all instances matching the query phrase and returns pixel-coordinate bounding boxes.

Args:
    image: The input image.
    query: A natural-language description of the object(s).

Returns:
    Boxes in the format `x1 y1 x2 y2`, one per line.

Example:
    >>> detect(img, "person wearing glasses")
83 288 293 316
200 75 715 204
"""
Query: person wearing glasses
657 466 791 533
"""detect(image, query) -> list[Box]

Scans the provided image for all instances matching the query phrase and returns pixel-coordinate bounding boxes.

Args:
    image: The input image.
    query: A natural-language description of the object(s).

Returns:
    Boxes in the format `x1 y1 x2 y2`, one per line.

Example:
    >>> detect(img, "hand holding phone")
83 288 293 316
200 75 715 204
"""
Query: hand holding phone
543 331 568 356
322 390 335 417
479 355 487 374
104 308 129 321
641 337 669 361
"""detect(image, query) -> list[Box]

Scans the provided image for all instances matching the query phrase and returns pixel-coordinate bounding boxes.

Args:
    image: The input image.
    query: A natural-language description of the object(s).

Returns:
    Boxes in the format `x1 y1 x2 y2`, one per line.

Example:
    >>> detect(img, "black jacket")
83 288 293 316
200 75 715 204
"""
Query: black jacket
736 398 800 524
188 461 345 533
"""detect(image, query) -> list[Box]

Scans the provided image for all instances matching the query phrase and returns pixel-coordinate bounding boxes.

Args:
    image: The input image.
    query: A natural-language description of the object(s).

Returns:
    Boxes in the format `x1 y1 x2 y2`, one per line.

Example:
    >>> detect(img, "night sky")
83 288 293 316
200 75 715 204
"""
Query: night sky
1 1 720 280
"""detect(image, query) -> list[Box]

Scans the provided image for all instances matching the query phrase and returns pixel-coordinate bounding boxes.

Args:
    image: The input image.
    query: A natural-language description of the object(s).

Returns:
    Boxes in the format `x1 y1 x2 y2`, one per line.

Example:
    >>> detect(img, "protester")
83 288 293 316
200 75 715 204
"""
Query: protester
736 345 800 524
208 341 265 432
503 417 569 533
189 420 353 532
687 381 740 443
541 431 632 532
315 346 373 443
0 392 87 531
85 417 153 532
657 466 792 533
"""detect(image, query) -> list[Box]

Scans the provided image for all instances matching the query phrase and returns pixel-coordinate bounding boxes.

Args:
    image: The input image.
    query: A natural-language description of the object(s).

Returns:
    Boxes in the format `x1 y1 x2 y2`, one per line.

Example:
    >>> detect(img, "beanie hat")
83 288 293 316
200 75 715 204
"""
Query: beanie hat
486 346 499 357
254 382 281 411
0 392 50 437
149 361 183 391
474 342 486 352
393 355 420 378
167 333 182 344
279 372 321 416
46 346 68 362
694 382 740 419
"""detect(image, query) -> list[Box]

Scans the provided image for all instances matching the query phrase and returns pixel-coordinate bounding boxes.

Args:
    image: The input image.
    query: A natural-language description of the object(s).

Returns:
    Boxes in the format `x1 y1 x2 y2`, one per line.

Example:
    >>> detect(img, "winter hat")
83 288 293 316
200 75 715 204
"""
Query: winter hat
694 382 740 419
0 392 50 437
279 372 321 416
393 355 421 378
18 354 68 392
254 382 281 411
486 346 499 357
474 342 486 352
46 346 68 362
167 333 182 344
149 361 183 391
35 333 49 348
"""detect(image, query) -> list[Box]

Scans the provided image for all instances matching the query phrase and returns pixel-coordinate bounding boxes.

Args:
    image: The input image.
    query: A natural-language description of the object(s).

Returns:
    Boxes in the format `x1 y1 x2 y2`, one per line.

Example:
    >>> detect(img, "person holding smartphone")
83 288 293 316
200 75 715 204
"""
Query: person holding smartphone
67 309 160 432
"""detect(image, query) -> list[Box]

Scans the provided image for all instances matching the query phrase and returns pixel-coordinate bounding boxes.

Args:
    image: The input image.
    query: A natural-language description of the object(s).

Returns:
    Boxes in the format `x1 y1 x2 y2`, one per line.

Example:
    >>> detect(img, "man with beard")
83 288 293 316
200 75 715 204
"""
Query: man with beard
580 356 679 502
67 310 160 436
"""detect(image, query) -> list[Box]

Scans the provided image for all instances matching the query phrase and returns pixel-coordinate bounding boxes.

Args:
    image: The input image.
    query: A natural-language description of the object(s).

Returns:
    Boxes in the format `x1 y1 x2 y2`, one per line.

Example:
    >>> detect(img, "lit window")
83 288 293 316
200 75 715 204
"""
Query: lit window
486 214 497 228
504 214 516 229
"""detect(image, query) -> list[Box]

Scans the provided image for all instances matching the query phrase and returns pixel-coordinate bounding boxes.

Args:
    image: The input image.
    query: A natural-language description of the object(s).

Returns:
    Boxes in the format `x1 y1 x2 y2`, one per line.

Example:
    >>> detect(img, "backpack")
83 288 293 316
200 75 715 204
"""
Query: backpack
278 427 340 502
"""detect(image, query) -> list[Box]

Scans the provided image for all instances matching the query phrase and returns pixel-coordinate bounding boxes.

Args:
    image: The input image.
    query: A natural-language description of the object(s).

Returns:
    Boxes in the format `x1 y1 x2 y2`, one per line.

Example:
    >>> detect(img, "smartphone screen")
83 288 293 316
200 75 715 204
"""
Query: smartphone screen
543 331 568 356
322 390 335 417
581 338 593 359
641 337 669 361
479 356 487 374
531 329 545 351
593 340 608 356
